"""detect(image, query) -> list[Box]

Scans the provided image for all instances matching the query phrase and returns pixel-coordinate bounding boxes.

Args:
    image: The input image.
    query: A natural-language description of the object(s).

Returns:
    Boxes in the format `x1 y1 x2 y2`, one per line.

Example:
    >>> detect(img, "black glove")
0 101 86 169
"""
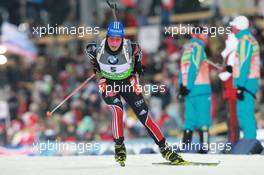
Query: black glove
226 65 233 73
236 86 244 100
178 84 190 99
134 62 145 76
85 42 100 73
132 43 144 76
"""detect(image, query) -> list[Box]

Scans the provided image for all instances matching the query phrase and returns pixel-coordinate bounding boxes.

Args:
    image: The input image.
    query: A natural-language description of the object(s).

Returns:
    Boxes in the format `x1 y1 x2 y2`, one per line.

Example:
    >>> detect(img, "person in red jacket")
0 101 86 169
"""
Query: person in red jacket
219 33 240 144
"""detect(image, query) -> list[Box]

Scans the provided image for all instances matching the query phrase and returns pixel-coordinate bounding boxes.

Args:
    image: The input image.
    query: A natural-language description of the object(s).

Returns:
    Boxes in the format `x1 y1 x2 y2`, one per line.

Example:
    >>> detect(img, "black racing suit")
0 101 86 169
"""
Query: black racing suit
86 38 166 146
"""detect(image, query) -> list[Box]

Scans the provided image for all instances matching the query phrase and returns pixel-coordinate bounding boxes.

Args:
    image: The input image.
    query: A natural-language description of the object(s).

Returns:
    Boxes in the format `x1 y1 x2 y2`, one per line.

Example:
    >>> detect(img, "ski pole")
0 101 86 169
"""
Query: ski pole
105 0 118 21
46 74 95 117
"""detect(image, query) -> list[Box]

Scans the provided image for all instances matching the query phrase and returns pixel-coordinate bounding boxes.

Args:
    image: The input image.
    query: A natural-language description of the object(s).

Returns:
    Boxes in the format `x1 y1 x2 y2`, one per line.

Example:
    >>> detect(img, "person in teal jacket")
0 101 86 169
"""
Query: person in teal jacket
178 28 212 153
230 16 261 139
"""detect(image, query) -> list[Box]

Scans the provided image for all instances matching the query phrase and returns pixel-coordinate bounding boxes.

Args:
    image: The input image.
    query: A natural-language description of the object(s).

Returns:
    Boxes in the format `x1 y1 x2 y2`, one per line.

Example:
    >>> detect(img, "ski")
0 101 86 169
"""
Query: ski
152 161 220 166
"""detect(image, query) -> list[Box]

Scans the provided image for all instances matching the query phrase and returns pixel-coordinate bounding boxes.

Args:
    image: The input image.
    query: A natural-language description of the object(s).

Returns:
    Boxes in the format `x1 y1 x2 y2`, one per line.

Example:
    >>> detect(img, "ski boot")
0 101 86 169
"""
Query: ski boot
114 143 126 167
159 143 188 165
198 127 209 154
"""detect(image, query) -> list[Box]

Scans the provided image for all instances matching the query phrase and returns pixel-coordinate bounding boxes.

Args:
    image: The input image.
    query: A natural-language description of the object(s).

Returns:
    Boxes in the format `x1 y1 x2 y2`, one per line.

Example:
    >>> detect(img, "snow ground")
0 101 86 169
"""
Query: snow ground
0 154 263 175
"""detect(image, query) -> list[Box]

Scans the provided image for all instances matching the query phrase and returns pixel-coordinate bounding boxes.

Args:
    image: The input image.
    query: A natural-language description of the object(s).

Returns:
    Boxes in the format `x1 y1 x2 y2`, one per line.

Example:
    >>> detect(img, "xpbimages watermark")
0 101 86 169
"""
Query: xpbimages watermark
33 140 100 154
32 24 100 37
171 141 232 153
164 24 231 37
100 82 166 96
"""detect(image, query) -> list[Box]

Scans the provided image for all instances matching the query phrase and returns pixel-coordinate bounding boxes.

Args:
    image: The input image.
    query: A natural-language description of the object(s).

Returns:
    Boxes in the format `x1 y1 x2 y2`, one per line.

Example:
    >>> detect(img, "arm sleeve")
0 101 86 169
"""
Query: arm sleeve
131 42 143 75
186 46 203 90
85 41 100 72
131 42 142 62
178 71 182 85
85 41 97 59
237 39 253 87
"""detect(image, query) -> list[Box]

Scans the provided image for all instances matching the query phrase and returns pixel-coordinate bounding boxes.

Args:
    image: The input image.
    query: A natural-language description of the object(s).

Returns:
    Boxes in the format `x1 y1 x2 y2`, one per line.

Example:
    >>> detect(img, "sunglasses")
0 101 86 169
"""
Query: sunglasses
108 37 122 43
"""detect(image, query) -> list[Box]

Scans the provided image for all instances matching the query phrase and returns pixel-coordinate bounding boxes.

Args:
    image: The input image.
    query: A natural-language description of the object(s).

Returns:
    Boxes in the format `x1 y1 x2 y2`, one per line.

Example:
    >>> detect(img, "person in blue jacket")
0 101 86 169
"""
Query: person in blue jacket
230 16 261 139
178 27 212 153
